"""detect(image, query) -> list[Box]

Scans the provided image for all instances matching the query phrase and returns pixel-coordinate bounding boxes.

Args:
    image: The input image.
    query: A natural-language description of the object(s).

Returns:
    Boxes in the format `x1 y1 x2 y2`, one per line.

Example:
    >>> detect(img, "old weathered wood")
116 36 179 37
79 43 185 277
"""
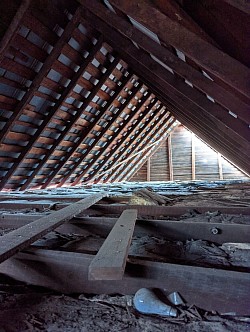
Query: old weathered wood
0 193 105 264
168 133 174 181
79 0 250 123
108 0 250 100
82 8 250 175
146 157 151 182
0 249 249 314
88 209 137 280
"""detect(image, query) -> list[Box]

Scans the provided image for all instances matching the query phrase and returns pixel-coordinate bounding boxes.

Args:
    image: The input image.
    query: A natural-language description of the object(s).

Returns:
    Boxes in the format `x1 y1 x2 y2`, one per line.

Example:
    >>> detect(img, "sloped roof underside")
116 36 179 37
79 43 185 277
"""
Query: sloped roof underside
0 0 249 190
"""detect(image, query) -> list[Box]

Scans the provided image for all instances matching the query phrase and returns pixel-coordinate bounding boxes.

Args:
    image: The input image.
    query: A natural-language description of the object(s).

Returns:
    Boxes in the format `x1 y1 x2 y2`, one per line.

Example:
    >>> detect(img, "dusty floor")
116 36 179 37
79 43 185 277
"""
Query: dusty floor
0 290 250 332
0 180 249 331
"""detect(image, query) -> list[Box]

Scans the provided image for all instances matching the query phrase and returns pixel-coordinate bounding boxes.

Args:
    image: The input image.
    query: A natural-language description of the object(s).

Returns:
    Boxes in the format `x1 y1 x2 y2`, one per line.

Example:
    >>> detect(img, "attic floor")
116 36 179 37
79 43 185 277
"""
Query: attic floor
0 180 249 331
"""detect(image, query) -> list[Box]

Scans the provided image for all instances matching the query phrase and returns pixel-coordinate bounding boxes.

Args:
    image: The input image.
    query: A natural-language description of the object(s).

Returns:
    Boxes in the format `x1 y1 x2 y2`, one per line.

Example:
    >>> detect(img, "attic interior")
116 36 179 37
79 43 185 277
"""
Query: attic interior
0 0 249 330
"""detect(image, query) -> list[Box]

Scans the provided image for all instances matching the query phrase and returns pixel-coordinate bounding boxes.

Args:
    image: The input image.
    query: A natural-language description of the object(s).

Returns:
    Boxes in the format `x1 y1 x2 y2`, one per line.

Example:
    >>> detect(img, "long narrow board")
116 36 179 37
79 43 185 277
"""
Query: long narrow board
88 209 137 280
0 193 105 264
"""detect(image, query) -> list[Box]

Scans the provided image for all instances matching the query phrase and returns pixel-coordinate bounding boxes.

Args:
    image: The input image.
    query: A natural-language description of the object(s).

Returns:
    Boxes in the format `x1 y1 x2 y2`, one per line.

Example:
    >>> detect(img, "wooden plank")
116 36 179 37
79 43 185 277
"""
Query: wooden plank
146 157 151 182
168 133 174 181
218 152 224 180
191 132 196 180
88 209 137 280
0 193 105 264
0 249 249 314
108 0 250 100
1 214 249 245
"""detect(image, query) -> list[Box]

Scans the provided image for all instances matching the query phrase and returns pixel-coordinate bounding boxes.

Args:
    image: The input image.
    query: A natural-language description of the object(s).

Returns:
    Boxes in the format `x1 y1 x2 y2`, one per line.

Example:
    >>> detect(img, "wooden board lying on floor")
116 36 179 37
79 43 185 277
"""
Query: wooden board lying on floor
0 194 105 263
88 209 137 280
0 248 249 315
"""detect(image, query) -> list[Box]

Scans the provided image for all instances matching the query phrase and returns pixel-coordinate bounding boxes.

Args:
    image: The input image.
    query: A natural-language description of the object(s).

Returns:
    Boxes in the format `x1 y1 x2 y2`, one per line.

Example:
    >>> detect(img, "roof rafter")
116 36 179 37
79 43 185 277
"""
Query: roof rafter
19 55 120 190
80 0 249 124
81 7 250 174
108 0 250 100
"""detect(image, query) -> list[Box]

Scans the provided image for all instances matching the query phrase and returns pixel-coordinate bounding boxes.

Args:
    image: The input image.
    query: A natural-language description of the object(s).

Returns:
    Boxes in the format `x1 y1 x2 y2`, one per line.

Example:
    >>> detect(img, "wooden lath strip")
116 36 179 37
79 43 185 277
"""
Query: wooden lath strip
84 12 250 174
19 56 120 190
108 0 250 100
80 0 250 124
40 72 134 189
0 193 105 264
70 84 150 186
0 6 81 144
0 36 104 191
87 98 161 183
88 209 137 280
111 116 176 182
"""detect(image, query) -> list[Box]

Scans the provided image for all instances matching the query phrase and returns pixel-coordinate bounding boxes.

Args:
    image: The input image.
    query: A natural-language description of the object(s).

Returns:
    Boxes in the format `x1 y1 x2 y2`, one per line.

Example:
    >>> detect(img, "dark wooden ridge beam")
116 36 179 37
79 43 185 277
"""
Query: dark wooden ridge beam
79 0 250 123
0 6 81 144
105 110 173 182
112 116 176 182
108 0 250 100
0 36 104 191
58 80 144 187
82 10 250 174
0 249 249 314
19 56 120 190
86 98 161 183
0 0 31 60
0 193 105 264
69 84 151 186
88 209 137 280
40 72 133 189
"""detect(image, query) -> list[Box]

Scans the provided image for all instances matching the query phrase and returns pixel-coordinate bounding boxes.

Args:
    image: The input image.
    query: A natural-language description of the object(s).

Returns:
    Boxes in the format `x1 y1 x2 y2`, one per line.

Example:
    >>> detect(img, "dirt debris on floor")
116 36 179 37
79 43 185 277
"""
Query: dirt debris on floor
0 291 250 332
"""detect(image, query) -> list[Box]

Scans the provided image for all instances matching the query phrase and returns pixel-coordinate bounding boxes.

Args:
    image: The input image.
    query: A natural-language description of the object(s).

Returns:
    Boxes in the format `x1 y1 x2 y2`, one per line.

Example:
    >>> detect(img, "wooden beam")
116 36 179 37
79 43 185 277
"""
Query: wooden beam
1 214 250 245
0 0 31 60
88 209 137 280
191 132 196 180
218 152 224 180
79 0 250 123
81 7 250 174
146 157 151 182
108 0 250 100
0 193 105 264
168 133 174 181
1 249 249 314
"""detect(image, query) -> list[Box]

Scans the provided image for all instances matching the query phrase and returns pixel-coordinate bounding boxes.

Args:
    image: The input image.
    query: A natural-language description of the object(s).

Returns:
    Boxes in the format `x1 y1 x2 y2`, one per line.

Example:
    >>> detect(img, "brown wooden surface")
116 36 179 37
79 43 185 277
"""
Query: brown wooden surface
0 249 249 314
0 193 105 264
88 209 137 280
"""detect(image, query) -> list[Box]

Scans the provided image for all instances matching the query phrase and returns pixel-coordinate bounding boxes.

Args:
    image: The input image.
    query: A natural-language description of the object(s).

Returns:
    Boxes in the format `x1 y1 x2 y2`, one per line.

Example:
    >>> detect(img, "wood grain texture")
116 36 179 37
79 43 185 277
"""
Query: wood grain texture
88 209 137 280
0 193 105 263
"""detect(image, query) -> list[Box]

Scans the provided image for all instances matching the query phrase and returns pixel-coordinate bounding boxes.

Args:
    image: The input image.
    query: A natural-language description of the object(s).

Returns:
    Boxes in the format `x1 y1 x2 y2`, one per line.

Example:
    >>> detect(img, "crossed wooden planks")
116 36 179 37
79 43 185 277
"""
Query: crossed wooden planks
0 193 105 264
